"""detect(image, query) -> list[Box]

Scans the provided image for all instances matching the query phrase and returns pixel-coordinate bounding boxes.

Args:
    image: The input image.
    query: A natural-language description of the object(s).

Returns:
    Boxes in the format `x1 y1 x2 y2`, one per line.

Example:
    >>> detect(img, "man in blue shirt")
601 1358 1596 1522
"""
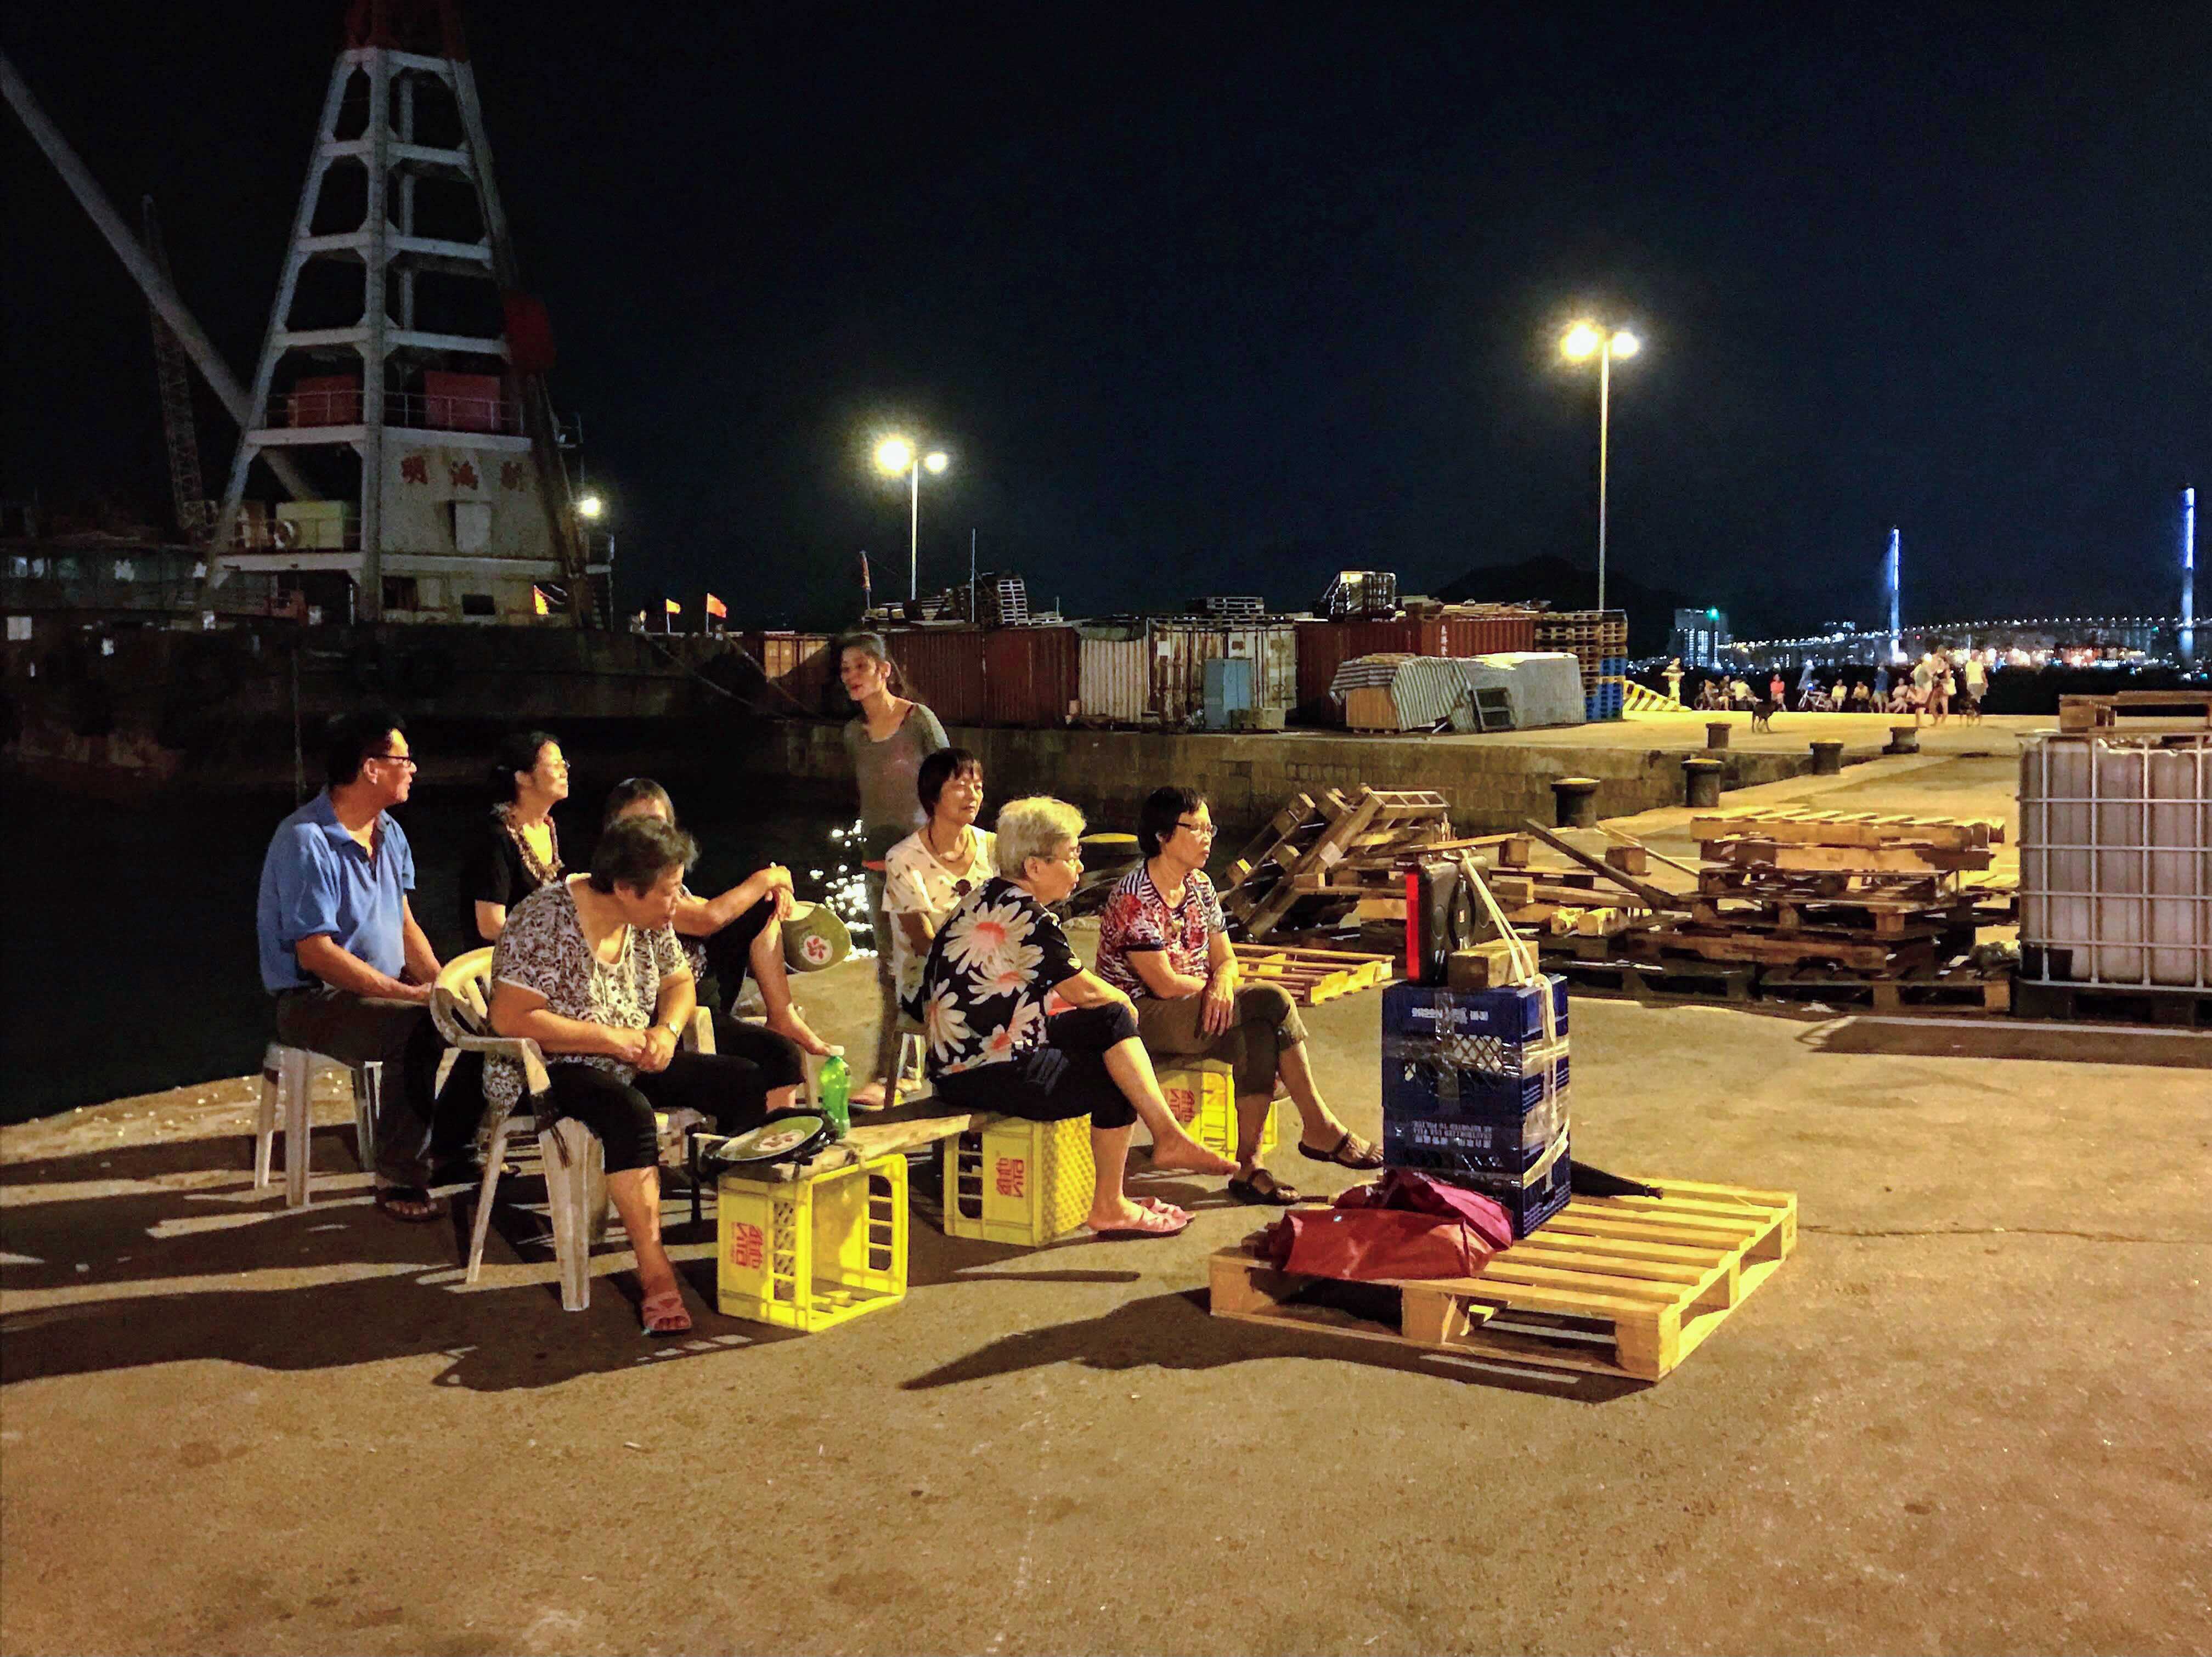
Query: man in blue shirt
257 710 449 1220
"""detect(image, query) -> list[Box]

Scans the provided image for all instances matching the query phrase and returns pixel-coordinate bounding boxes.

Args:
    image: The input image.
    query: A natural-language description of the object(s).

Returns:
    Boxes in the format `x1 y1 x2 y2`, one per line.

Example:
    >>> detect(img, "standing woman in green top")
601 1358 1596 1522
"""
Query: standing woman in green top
838 632 948 1106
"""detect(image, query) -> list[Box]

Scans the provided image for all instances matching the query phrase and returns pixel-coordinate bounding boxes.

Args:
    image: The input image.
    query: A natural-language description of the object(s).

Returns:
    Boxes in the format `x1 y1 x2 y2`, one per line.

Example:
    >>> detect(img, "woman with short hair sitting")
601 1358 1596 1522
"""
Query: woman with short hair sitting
882 748 996 1031
918 796 1235 1239
487 816 775 1333
1097 786 1383 1206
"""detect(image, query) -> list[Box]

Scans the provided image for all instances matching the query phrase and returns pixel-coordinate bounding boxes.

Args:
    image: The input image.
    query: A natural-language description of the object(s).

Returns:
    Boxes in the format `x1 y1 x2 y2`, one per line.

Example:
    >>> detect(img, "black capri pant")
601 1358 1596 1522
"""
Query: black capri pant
710 1013 806 1097
931 1003 1141 1131
541 1050 774 1174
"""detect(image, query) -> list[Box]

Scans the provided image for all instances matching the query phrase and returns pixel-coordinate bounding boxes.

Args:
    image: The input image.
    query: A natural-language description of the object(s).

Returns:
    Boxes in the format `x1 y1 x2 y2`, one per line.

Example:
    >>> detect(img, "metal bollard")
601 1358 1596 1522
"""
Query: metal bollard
1551 776 1601 829
1809 739 1844 776
1682 756 1723 808
1886 723 1920 755
1705 720 1731 750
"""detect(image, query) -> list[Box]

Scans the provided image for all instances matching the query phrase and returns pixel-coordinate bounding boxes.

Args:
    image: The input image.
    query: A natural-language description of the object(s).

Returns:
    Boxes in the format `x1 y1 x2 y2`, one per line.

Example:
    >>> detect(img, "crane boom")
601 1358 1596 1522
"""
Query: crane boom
142 198 215 545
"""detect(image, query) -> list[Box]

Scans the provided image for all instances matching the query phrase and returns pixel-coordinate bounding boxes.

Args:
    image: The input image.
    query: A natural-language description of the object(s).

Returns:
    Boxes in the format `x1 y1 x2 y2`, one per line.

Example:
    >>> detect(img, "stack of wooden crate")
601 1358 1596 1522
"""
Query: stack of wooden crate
1221 787 1457 942
1631 808 2011 991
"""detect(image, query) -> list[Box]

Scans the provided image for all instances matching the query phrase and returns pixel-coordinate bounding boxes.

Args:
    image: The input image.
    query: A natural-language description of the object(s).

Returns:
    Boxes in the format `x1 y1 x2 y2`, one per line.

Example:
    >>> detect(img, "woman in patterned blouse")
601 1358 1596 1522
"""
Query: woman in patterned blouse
487 816 772 1334
917 797 1235 1239
1094 786 1381 1206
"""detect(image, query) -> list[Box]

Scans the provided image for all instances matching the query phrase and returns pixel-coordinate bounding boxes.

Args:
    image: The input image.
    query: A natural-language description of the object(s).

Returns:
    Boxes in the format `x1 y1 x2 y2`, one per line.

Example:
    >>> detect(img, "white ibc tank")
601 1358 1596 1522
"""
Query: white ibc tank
2019 733 2211 989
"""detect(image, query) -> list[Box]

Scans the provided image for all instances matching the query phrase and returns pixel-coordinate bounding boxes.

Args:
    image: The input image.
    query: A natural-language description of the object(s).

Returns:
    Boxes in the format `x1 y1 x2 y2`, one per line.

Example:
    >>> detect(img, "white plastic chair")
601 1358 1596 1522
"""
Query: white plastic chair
256 1045 380 1209
430 947 713 1313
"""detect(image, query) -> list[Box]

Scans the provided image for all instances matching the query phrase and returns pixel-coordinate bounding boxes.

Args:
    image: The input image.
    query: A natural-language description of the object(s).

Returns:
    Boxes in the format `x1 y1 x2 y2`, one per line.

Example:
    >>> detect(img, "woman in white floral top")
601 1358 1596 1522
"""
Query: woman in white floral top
488 816 773 1334
916 797 1235 1239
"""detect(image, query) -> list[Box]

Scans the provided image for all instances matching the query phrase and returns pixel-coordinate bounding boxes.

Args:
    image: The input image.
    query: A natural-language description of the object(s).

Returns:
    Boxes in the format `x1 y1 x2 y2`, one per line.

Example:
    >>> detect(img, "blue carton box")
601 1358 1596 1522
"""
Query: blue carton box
1381 978 1568 1047
1381 1124 1573 1237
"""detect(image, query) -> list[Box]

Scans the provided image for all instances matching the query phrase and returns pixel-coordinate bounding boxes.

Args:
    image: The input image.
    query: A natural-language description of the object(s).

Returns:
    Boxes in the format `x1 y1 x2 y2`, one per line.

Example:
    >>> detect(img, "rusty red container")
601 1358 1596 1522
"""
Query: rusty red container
984 627 1079 727
288 374 360 426
885 627 988 726
1296 614 1539 710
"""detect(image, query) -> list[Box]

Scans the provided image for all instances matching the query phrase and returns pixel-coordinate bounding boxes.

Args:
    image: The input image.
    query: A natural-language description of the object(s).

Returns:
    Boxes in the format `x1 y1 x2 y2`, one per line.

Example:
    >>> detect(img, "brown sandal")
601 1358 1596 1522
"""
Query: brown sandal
1297 1131 1383 1170
1227 1169 1305 1206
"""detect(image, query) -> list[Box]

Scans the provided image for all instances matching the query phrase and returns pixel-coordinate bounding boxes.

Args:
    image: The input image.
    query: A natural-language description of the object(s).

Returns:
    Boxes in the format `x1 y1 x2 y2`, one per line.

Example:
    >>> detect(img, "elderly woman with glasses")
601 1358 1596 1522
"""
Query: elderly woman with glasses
916 796 1236 1239
1095 785 1382 1206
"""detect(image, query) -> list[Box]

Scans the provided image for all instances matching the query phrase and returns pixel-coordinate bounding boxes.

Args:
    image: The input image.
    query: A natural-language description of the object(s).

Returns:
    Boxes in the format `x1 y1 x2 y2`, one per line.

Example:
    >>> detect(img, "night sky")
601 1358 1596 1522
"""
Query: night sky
4 2 2206 636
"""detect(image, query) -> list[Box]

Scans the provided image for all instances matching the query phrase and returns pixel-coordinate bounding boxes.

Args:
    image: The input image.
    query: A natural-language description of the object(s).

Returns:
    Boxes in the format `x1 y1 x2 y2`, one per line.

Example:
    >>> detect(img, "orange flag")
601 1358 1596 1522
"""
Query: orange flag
664 597 681 614
531 586 550 616
705 593 728 619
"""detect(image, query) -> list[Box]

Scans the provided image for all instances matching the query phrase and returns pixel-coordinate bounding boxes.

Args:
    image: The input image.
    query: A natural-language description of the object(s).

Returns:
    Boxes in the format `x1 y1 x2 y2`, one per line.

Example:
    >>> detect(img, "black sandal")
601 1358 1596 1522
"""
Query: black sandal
373 1184 443 1224
1297 1131 1383 1170
1227 1169 1305 1206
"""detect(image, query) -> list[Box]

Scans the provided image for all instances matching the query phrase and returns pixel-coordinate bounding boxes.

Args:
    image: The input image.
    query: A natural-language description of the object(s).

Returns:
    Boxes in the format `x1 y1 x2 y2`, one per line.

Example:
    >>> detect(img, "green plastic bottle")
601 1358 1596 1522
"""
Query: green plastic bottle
817 1046 850 1137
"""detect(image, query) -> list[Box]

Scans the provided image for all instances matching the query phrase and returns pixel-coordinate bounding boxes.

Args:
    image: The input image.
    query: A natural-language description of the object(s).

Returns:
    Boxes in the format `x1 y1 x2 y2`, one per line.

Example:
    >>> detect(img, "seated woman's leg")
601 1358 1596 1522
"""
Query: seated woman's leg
934 1036 1167 1232
633 1049 775 1139
709 1012 806 1113
747 914 830 1056
1052 1003 1235 1178
541 1062 684 1314
1227 984 1379 1167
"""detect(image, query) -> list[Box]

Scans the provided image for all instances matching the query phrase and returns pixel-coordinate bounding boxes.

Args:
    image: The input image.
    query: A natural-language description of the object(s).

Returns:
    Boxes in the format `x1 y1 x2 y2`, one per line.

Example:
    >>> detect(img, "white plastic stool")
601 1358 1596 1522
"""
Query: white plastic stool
257 1043 381 1208
467 1111 607 1312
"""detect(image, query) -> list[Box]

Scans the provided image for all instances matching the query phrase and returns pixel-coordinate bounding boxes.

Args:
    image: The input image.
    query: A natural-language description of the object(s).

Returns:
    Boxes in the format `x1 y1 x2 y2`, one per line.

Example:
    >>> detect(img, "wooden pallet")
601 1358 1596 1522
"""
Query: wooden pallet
1760 971 2012 1014
1626 925 1936 975
1209 1179 1796 1382
1229 942 1395 1005
1688 808 2006 849
1539 949 1758 1003
1224 787 1457 942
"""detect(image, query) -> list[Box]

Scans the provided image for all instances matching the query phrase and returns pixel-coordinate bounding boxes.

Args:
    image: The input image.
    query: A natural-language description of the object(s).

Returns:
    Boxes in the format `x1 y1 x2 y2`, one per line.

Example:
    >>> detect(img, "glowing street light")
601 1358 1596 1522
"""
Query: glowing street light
575 493 604 521
1559 320 1644 612
873 434 953 601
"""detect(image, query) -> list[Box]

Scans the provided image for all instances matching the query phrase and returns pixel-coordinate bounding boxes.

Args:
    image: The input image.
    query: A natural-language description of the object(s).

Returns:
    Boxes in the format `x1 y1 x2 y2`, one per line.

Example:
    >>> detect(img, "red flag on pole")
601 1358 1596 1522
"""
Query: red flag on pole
860 550 872 610
705 593 727 619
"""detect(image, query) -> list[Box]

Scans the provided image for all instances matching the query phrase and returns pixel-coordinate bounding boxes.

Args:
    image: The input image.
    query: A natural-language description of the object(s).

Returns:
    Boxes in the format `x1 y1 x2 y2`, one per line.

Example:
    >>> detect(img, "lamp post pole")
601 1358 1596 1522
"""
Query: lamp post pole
909 461 921 602
1561 321 1639 618
1597 337 1611 615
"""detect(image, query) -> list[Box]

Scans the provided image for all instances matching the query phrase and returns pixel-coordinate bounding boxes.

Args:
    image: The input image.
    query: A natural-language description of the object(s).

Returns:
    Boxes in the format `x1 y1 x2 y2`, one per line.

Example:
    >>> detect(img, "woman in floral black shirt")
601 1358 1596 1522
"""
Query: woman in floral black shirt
917 797 1234 1238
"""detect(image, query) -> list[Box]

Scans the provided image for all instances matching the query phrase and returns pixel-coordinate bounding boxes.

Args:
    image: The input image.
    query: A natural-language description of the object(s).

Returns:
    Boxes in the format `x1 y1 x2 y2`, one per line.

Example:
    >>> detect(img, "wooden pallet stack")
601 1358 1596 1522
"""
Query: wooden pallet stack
1222 787 1457 942
1627 808 2013 1003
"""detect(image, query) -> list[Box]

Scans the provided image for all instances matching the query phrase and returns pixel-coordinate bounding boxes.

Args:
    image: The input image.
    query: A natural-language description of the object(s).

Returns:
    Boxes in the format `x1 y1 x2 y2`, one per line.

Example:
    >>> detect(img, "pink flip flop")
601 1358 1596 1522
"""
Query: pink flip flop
1091 1206 1190 1241
640 1289 692 1337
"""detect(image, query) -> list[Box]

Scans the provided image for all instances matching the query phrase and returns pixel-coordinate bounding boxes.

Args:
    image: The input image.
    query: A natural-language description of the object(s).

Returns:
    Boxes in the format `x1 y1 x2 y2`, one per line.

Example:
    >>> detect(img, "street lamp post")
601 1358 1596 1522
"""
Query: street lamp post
874 436 951 603
1560 321 1641 613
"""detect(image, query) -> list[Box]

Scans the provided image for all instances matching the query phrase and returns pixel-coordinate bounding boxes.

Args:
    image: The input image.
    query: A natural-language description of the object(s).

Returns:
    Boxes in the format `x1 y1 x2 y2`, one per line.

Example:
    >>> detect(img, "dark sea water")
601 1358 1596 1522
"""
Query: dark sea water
0 775 857 1124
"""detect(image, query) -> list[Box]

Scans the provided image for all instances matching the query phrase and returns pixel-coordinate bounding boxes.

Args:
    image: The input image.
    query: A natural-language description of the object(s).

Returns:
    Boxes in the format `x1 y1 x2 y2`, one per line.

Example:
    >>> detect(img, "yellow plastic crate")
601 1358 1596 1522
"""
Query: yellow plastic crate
1158 1059 1278 1159
941 1115 1094 1246
718 1151 907 1332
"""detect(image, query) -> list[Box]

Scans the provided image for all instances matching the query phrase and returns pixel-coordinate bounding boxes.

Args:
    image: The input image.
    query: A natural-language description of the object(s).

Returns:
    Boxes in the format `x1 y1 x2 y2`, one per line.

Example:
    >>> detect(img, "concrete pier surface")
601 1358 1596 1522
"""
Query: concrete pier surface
5 739 2209 1656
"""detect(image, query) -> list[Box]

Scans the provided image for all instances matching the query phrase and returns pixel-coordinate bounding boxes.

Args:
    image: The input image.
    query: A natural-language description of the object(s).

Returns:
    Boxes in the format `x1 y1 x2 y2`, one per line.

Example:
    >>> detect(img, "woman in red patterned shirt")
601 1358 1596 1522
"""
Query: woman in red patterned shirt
1095 787 1381 1206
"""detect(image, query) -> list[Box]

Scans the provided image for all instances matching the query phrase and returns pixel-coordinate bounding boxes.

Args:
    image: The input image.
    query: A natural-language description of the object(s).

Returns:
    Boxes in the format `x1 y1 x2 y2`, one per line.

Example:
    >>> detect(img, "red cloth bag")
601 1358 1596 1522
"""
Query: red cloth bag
1331 1167 1515 1251
1266 1207 1496 1282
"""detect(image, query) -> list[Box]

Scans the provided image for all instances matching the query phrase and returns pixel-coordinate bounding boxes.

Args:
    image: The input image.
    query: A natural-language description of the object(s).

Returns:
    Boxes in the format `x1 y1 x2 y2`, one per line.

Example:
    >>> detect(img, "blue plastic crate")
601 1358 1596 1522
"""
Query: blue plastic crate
1382 1076 1569 1173
1381 1125 1572 1237
1381 979 1568 1044
1382 1052 1570 1117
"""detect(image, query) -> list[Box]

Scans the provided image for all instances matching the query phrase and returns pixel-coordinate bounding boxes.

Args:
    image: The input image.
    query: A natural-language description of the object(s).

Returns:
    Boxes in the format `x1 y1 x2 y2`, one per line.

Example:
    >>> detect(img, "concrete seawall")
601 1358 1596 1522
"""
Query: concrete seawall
761 720 1814 834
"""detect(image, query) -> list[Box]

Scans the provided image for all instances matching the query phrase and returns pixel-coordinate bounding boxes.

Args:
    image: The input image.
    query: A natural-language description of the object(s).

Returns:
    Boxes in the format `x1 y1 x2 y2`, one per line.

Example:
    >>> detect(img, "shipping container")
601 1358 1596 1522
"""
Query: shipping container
288 374 360 426
753 631 834 715
421 370 505 433
1148 619 1299 726
1295 613 1537 710
1076 624 1149 725
985 626 1079 727
884 626 988 726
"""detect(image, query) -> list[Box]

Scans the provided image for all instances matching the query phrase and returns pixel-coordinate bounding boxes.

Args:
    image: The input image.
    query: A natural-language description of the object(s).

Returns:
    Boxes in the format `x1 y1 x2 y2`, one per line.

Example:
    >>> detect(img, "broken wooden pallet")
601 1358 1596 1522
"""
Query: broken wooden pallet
1626 925 1937 974
1687 808 2007 849
1208 1178 1797 1382
1225 787 1457 942
1704 838 1995 875
1230 942 1395 1005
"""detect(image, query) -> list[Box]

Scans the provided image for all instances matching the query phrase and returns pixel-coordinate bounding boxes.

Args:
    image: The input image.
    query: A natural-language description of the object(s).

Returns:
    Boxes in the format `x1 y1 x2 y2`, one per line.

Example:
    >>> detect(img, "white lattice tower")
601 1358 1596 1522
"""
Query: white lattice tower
209 0 588 622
